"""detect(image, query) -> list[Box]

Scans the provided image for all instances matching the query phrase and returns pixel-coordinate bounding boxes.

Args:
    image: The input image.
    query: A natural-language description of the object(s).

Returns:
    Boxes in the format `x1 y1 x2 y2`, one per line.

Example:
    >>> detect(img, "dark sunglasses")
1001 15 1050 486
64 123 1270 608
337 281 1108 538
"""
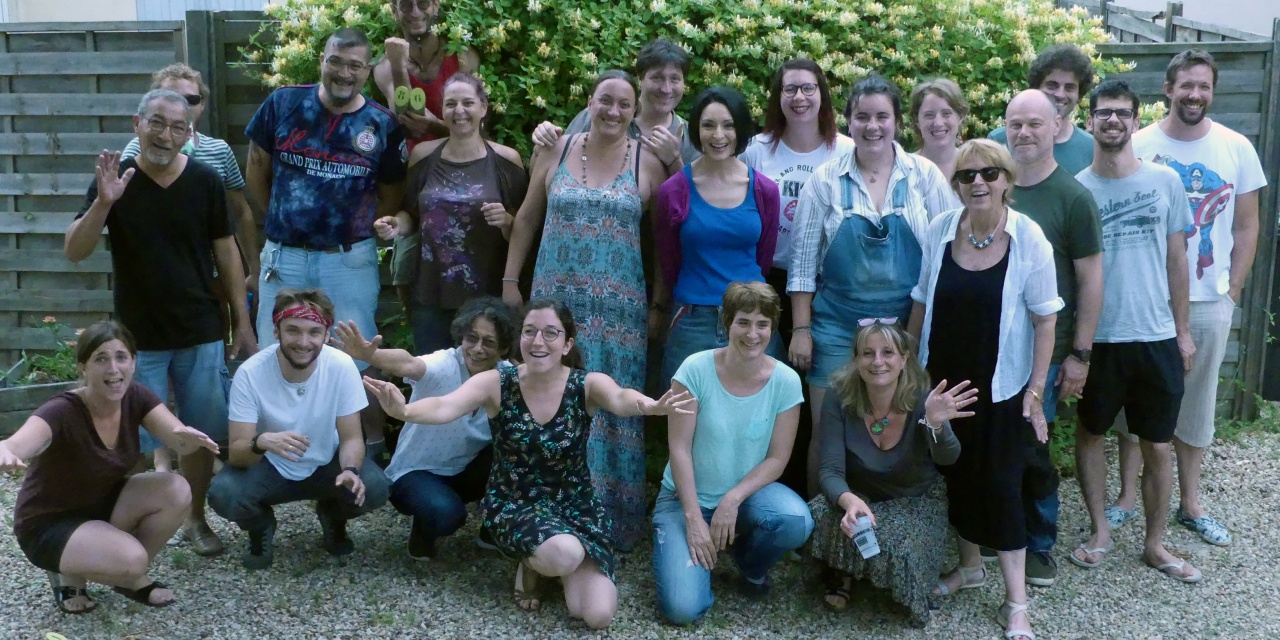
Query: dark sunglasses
183 94 203 106
953 167 1004 184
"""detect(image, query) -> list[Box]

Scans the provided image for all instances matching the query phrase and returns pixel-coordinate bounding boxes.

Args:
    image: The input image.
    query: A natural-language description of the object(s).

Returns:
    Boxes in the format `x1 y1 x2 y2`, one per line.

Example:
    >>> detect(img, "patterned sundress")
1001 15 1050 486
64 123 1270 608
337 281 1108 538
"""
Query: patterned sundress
530 134 648 550
482 365 616 580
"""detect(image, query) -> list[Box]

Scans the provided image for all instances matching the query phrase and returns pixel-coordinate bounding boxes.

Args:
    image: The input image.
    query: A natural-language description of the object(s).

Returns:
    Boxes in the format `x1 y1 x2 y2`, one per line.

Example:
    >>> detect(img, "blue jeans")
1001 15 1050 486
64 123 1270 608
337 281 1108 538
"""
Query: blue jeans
209 454 390 533
661 304 783 391
651 483 813 625
388 448 491 542
257 238 380 369
134 340 230 453
1025 362 1062 554
410 303 457 355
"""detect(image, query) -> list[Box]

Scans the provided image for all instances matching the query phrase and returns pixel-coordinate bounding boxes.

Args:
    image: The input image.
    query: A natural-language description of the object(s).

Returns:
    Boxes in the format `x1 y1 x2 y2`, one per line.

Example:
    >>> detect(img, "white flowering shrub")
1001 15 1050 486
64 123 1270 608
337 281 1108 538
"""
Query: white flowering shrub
242 0 1124 154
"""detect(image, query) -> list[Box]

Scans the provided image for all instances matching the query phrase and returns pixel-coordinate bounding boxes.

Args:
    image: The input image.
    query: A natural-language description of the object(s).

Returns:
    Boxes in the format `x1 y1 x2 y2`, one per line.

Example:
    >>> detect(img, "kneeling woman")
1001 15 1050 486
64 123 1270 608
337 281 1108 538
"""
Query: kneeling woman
333 296 517 559
810 321 973 626
0 321 218 612
652 282 809 625
364 297 692 629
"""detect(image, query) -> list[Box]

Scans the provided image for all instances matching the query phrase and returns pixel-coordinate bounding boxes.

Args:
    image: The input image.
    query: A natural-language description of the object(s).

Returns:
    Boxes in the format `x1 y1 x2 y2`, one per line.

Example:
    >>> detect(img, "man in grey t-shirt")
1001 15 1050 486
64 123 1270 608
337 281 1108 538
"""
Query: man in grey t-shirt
1071 80 1201 583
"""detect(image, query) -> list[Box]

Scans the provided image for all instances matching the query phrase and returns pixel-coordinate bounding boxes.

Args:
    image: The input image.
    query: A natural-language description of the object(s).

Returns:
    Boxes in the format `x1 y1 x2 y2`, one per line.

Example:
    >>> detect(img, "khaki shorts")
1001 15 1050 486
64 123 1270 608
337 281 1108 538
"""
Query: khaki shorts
391 233 421 287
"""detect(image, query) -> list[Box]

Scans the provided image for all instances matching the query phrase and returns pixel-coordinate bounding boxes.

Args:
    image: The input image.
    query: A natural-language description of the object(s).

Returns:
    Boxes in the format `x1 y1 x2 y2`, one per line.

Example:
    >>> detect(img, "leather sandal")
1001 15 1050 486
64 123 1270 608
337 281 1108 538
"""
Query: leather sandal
512 561 542 613
112 581 174 608
933 564 986 596
822 573 853 613
47 571 96 614
996 600 1036 640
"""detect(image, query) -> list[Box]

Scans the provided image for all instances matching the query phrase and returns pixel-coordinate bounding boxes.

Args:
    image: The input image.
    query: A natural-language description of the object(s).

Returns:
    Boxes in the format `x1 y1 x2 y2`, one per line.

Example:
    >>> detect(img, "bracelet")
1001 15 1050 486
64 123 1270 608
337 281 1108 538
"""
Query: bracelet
343 465 360 476
918 417 942 443
1026 388 1043 404
501 277 519 283
635 399 647 415
792 325 811 333
250 433 266 455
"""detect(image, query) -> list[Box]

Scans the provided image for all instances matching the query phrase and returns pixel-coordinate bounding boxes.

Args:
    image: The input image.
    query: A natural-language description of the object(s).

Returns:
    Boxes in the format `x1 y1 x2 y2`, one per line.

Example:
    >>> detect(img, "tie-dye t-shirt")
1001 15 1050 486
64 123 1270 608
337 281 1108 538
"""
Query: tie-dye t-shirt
246 85 407 248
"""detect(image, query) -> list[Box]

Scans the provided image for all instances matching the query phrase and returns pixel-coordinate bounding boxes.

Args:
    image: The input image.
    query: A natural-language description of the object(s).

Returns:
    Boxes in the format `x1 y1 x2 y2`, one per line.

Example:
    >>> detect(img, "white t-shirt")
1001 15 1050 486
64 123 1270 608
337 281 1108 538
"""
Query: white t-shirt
1132 120 1267 301
1077 162 1194 342
739 133 855 269
385 348 508 481
228 344 368 481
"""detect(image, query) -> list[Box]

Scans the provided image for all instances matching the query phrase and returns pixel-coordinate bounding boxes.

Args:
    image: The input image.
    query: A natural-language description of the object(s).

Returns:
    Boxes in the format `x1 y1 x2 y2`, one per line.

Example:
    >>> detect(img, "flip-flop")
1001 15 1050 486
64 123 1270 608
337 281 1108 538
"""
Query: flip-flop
1068 541 1114 569
47 571 96 615
1147 559 1203 584
112 581 174 607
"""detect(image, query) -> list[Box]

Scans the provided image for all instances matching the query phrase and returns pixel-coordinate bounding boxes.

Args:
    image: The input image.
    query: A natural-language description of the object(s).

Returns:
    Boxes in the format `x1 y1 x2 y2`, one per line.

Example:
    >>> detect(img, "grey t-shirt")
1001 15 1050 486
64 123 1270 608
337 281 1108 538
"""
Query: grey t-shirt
565 107 701 165
1076 161 1193 342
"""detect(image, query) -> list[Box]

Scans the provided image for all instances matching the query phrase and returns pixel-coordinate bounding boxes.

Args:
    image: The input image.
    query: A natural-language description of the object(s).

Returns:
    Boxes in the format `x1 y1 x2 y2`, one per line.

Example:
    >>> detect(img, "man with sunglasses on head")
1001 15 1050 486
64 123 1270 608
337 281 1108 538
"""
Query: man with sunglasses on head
1070 79 1200 583
64 88 258 558
244 27 408 464
989 89 1103 588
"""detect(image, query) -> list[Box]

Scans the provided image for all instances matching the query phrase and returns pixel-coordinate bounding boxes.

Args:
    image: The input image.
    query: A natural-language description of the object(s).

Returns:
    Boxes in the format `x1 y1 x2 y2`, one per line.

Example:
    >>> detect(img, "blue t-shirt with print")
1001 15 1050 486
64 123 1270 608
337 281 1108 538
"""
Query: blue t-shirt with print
246 85 407 248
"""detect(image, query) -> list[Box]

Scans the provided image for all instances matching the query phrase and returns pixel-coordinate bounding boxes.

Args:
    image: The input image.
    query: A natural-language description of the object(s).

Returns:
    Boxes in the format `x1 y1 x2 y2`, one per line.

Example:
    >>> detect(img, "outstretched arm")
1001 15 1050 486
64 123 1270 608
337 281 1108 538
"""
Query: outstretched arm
332 320 427 381
364 369 500 424
583 371 695 418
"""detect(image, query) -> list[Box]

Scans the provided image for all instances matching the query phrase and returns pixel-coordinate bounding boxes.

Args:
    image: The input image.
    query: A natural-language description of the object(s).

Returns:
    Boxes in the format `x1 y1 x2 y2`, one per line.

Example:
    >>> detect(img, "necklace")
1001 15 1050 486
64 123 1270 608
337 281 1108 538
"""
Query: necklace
856 153 892 184
580 131 631 189
967 209 1005 250
869 412 891 435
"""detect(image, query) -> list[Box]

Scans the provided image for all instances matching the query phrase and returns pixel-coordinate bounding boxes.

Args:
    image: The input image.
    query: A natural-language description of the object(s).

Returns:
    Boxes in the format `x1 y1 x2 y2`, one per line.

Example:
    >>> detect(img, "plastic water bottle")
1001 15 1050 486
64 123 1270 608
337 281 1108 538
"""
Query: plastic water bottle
851 515 881 559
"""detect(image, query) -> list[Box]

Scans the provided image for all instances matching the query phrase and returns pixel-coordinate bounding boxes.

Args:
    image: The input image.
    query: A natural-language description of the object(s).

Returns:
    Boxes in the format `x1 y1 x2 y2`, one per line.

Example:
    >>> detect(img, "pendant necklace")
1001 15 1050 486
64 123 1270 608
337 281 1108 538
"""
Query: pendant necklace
580 131 631 190
869 411 891 435
856 152 890 184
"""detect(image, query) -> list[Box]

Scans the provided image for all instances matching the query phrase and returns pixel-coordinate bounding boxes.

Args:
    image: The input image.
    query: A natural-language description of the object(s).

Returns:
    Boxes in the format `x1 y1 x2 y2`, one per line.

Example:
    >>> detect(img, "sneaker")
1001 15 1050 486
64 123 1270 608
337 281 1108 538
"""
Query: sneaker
474 527 500 552
979 547 998 563
1104 505 1140 529
317 503 354 556
408 520 436 561
242 516 277 571
1025 551 1057 587
1175 507 1232 546
738 574 772 600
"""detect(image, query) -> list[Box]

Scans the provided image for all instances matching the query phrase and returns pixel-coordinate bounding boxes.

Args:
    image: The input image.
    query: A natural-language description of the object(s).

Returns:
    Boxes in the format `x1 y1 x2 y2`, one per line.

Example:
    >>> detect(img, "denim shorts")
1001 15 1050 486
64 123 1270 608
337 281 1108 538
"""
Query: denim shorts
133 339 230 453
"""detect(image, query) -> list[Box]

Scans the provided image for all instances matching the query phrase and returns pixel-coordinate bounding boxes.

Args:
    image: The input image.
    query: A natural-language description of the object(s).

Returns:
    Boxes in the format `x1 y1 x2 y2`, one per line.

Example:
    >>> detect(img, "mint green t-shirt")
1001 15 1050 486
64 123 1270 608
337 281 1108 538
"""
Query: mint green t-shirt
660 349 804 509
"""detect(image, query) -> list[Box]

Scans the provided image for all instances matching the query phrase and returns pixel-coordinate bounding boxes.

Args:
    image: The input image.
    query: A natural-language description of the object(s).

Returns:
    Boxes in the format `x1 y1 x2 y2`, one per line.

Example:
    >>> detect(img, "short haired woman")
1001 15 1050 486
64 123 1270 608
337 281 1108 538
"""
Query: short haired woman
0 321 219 612
651 282 810 625
810 321 974 625
652 86 783 387
909 77 969 182
908 139 1061 640
364 298 693 629
376 72 528 354
332 296 518 559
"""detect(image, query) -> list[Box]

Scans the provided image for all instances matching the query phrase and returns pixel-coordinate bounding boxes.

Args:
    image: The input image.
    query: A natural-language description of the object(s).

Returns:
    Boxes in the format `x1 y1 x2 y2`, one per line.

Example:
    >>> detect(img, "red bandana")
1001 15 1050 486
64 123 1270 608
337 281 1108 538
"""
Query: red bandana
272 305 332 329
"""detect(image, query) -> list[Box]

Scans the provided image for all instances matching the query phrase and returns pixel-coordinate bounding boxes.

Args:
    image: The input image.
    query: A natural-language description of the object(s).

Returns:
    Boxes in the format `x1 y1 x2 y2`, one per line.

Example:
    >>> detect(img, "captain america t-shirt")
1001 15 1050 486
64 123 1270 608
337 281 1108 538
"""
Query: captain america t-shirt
246 85 407 248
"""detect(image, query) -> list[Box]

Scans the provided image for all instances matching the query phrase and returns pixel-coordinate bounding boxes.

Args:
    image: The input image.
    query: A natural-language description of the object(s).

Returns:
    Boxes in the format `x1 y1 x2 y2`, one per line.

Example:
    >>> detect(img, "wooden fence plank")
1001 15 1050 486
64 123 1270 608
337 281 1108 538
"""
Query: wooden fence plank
0 327 63 350
1109 13 1167 42
1099 41 1273 55
0 289 113 312
0 21 184 34
0 174 93 196
1171 16 1267 42
0 133 136 155
0 94 140 117
1112 70 1267 94
0 51 177 76
0 212 100 234
0 249 111 273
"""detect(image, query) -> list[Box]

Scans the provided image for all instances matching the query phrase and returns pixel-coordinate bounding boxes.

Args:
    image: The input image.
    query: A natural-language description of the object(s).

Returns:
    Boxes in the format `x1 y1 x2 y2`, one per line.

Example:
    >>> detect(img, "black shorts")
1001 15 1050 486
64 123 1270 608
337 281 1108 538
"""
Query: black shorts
14 480 126 573
1078 339 1184 443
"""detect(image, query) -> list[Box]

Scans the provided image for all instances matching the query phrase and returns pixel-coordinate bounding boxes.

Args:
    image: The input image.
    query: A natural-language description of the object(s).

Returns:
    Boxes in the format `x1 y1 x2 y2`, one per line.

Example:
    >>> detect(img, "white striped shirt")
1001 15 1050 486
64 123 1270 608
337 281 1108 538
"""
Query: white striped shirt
786 142 960 293
122 131 246 191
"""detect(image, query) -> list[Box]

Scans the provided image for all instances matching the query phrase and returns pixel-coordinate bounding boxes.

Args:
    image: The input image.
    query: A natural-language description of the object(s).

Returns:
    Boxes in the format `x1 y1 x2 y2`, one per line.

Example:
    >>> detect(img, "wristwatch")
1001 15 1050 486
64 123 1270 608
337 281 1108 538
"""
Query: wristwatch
1070 348 1092 365
250 433 266 455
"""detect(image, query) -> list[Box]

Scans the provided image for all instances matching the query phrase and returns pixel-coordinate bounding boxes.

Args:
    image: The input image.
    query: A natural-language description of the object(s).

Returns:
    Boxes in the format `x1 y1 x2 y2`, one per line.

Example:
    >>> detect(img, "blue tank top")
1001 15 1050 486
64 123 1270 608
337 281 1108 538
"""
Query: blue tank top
674 165 764 305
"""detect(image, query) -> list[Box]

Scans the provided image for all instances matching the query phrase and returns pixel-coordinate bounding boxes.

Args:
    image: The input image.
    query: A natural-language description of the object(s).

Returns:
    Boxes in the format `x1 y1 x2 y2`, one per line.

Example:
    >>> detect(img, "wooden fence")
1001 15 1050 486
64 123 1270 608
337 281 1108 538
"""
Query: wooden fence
1 11 1278 420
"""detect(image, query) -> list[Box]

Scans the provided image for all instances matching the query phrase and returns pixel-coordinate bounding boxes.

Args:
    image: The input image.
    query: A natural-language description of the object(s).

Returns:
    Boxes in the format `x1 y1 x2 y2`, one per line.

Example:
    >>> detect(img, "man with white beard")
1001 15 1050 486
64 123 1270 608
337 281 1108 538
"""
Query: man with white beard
209 288 389 570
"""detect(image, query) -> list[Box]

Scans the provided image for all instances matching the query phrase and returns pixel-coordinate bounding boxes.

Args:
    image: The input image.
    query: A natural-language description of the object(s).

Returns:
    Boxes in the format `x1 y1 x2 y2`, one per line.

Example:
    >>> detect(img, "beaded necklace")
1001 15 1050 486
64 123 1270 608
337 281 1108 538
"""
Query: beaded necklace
580 131 631 189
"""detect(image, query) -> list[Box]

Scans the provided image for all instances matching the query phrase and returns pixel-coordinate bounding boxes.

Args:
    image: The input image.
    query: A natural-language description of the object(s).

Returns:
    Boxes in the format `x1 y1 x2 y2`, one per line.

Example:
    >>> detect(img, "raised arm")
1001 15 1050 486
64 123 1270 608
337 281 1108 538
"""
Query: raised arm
331 320 427 381
65 151 133 262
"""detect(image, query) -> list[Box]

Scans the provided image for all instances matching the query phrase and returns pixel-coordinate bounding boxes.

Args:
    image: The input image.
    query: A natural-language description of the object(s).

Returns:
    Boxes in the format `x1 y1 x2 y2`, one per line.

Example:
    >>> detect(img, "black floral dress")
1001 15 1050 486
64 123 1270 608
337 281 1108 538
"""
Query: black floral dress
482 364 617 580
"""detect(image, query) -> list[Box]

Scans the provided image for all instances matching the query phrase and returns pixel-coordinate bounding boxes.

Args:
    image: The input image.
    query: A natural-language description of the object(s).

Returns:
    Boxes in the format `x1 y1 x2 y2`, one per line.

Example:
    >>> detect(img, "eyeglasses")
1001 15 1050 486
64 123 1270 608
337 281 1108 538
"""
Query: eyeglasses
953 167 1005 184
520 325 564 342
857 317 899 327
324 55 370 74
143 116 190 139
1092 108 1135 121
782 83 818 97
182 94 203 106
462 333 500 351
397 0 437 12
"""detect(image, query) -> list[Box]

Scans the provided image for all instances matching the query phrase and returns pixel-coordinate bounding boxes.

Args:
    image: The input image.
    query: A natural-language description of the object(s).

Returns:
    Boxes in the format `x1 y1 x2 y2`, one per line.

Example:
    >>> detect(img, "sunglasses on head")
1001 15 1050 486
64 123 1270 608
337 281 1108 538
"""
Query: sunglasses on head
953 167 1004 184
857 317 899 327
182 94 202 106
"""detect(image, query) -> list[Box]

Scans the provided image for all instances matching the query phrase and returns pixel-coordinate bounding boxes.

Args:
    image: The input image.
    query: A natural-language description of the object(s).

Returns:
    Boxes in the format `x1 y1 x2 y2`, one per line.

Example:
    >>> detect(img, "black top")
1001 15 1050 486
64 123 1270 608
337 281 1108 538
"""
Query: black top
79 157 232 350
927 243 1009 392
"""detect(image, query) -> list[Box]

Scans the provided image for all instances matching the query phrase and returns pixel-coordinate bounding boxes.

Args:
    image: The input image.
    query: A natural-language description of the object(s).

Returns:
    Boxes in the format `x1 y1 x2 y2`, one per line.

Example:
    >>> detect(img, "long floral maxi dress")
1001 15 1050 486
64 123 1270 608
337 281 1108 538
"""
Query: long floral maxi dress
482 365 616 580
531 136 648 551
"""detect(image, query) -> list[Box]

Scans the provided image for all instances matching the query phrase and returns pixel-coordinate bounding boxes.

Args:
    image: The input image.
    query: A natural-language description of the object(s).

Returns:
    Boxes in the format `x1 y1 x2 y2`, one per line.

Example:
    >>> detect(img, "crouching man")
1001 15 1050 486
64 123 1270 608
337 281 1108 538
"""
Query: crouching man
209 288 390 569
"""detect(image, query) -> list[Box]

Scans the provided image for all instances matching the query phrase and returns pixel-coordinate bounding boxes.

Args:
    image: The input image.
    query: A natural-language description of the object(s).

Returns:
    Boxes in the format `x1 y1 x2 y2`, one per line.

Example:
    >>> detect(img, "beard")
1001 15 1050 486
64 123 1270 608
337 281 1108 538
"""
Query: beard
1096 128 1131 153
142 146 175 166
280 346 320 370
1175 99 1208 126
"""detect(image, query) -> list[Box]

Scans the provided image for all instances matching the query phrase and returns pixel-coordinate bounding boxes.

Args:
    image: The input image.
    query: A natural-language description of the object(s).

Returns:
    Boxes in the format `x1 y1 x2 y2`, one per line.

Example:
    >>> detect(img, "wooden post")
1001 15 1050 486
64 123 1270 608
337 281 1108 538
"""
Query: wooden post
1100 0 1112 36
185 11 217 139
1164 2 1183 43
1240 18 1280 416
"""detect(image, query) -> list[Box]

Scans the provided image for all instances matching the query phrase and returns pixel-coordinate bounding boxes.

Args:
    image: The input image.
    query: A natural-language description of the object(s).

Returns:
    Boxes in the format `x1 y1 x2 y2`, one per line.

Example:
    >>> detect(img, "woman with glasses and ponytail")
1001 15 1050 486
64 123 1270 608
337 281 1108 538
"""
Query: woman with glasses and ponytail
364 297 693 629
907 139 1060 640
787 74 958 498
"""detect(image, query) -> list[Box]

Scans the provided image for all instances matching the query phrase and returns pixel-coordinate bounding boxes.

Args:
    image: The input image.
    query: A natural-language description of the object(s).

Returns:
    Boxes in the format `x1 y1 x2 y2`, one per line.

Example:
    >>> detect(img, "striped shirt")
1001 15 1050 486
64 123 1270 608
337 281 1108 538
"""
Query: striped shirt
786 142 960 294
122 131 246 191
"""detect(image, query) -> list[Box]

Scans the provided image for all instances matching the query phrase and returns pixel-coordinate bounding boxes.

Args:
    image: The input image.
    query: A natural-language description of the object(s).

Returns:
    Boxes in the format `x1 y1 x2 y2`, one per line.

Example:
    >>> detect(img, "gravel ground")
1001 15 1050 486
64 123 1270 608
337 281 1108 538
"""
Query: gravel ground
2 432 1278 640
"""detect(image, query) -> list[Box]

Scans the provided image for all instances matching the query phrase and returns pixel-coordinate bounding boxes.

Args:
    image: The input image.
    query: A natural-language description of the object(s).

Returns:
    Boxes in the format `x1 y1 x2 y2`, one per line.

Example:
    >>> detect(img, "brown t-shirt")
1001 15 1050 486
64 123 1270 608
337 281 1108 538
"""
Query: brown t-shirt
12 382 161 537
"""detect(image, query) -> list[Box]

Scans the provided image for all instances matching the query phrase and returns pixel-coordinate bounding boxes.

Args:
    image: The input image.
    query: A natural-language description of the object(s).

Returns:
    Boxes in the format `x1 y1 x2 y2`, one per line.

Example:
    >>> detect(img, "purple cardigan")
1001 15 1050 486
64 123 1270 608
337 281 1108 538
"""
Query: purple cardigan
654 167 781 295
